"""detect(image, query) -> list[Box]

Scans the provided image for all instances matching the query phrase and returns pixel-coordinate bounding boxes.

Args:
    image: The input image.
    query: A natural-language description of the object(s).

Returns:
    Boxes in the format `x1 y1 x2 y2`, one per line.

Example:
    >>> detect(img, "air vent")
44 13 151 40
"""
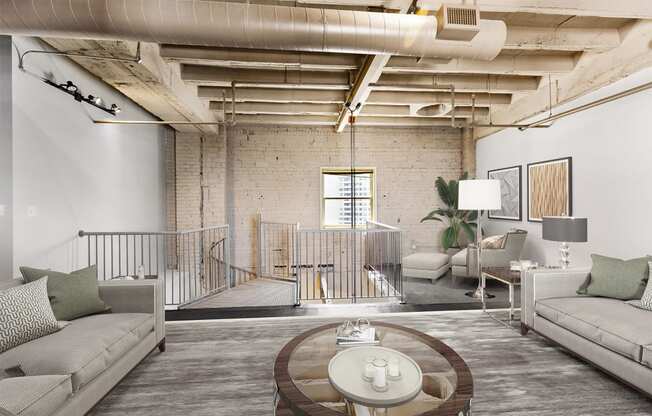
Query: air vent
436 5 481 41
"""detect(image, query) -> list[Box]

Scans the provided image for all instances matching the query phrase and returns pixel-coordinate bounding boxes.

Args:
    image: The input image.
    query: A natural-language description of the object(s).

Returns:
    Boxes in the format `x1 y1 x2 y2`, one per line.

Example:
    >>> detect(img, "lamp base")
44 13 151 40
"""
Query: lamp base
465 288 495 299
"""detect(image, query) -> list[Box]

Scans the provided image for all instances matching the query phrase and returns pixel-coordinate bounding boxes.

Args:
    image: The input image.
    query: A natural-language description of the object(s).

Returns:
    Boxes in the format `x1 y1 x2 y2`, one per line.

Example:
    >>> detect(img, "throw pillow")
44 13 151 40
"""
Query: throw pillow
639 261 652 310
481 235 505 249
577 254 649 300
19 265 108 321
0 277 60 353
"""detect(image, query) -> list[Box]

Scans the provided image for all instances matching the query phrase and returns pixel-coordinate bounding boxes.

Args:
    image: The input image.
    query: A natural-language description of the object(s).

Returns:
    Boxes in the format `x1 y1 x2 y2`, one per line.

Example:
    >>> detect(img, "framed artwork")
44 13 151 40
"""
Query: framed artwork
488 165 522 221
527 157 572 222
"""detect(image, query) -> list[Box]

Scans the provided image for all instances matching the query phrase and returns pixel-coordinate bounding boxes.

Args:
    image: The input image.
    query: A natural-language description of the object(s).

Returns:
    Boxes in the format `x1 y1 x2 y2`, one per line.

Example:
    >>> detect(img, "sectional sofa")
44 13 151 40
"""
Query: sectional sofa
0 279 165 416
522 268 652 396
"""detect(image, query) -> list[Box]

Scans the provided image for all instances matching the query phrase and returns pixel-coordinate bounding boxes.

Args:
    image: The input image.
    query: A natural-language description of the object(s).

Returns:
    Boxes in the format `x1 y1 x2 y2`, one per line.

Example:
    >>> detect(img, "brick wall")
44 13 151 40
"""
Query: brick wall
172 125 462 271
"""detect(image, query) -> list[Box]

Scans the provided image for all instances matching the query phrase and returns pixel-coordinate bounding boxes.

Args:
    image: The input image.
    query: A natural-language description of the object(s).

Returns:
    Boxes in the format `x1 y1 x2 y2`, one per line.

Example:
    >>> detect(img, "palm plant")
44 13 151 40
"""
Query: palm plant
420 172 478 250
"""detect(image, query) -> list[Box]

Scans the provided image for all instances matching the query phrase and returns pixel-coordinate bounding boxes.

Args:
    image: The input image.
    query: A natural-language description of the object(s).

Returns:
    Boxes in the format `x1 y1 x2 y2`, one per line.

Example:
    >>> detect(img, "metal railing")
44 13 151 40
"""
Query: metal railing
257 213 298 281
294 221 403 303
78 225 230 309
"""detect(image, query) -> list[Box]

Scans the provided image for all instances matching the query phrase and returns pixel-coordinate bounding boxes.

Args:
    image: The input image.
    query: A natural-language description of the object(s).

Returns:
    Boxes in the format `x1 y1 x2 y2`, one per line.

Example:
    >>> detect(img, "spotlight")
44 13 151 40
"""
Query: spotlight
91 96 104 106
111 104 121 114
65 81 78 92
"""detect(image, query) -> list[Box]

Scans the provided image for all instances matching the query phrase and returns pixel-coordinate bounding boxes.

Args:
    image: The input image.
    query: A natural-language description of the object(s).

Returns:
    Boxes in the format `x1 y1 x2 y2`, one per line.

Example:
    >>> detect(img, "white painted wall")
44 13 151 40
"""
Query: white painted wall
10 37 170 277
0 36 12 281
477 67 652 268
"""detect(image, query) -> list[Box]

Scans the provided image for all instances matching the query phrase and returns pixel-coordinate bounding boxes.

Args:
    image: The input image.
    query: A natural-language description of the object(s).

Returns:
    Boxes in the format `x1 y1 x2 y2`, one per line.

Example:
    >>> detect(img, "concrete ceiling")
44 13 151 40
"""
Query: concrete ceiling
40 0 652 137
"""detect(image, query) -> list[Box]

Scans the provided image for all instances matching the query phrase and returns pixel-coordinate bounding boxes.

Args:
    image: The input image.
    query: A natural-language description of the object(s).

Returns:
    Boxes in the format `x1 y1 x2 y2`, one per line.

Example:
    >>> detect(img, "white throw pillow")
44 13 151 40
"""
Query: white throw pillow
0 277 60 353
640 262 652 310
481 234 505 249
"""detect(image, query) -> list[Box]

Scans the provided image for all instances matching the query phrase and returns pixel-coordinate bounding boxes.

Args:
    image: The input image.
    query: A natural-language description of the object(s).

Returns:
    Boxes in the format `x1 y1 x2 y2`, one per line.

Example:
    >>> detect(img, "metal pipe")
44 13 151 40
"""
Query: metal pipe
0 0 506 60
93 120 225 125
521 80 652 130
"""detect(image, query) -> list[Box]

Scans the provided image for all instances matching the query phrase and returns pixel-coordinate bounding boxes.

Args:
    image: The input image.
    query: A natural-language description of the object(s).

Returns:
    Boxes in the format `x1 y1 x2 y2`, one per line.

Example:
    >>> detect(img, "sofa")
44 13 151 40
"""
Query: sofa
452 230 527 279
521 268 652 396
0 278 165 416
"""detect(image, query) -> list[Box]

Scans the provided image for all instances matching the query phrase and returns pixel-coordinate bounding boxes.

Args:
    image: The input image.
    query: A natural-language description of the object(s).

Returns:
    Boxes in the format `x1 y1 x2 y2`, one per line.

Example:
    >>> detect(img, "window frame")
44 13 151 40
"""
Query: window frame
320 167 377 230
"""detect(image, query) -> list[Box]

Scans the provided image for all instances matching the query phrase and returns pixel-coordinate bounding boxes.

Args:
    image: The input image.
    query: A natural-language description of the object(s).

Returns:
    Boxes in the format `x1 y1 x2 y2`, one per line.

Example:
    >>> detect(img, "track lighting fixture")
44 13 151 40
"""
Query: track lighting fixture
42 79 120 116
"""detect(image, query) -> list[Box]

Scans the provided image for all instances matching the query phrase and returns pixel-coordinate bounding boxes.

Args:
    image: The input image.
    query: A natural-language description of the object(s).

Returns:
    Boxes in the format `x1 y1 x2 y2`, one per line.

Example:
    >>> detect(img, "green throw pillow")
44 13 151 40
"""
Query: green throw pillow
577 254 650 300
19 265 108 321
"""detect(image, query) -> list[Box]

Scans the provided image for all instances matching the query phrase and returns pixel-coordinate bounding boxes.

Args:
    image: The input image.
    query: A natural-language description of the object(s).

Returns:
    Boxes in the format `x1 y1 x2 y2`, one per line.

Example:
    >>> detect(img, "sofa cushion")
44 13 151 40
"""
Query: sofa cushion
642 345 652 369
451 249 467 267
0 313 153 392
536 297 652 361
403 253 449 270
0 375 72 416
578 254 649 300
20 266 108 321
0 277 60 354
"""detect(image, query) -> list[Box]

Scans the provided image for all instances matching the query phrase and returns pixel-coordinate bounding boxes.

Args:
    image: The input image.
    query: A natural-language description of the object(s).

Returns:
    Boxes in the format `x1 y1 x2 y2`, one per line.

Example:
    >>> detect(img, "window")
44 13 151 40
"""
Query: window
321 168 376 229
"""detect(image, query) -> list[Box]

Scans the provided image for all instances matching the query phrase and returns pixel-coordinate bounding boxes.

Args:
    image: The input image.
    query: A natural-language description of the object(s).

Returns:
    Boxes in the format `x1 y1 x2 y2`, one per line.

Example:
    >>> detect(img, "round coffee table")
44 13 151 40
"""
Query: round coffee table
274 321 473 416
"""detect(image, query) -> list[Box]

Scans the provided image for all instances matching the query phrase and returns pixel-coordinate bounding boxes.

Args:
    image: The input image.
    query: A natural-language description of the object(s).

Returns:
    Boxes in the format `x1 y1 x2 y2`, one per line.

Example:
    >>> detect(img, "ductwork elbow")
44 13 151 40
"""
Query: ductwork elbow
0 0 506 61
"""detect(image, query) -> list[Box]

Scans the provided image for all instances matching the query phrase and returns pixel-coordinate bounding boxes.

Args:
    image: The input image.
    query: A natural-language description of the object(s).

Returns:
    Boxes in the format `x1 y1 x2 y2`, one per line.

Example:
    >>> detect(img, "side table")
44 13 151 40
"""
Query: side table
481 267 522 321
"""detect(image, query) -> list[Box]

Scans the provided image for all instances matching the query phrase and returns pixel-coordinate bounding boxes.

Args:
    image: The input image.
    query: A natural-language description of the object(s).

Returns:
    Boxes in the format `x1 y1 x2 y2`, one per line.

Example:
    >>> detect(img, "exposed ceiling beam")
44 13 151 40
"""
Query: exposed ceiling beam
475 20 652 139
200 86 511 106
232 114 466 126
182 64 540 92
504 26 622 53
366 91 512 105
208 101 490 118
386 53 577 75
162 45 577 76
180 64 353 89
160 45 364 71
43 40 220 134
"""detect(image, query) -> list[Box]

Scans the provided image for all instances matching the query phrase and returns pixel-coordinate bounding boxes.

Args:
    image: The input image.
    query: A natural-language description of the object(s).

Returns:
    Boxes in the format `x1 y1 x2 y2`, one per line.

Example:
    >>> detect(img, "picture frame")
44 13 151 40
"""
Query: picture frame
487 165 522 221
527 157 572 222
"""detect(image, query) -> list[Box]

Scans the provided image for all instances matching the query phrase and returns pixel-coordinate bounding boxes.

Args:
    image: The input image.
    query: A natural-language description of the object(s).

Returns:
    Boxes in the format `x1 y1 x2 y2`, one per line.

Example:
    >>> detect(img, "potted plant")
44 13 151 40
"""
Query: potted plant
421 172 478 255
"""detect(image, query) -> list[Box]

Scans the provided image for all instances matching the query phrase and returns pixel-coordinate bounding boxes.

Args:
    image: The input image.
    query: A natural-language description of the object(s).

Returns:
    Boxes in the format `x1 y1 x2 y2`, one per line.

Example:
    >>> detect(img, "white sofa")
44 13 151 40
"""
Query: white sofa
0 279 165 416
521 268 652 396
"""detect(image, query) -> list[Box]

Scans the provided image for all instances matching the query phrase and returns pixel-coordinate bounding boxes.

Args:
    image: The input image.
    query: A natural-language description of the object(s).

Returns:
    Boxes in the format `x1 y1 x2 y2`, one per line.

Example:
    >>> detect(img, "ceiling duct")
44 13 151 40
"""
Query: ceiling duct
0 0 506 60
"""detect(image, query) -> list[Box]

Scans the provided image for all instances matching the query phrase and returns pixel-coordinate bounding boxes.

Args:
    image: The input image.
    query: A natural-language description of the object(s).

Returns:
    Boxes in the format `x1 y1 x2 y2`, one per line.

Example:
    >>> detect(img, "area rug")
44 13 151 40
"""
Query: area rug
90 311 652 416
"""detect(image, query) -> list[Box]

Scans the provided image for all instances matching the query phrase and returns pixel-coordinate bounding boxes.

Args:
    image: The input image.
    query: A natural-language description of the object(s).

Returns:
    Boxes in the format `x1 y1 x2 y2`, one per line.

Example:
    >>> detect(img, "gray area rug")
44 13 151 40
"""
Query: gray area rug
90 312 652 416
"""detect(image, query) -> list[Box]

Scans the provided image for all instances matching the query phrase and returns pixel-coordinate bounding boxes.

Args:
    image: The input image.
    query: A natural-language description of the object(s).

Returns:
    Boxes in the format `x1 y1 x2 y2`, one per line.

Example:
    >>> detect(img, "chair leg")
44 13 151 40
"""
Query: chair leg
158 338 166 352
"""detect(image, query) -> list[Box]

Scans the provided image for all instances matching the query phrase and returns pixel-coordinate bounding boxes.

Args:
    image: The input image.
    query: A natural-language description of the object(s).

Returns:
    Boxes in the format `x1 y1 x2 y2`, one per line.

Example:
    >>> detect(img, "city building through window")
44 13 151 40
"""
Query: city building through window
321 168 375 229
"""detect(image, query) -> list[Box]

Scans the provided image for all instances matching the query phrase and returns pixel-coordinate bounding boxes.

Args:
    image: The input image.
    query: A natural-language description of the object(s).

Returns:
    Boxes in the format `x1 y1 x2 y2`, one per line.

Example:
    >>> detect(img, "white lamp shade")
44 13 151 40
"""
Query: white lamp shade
458 179 502 210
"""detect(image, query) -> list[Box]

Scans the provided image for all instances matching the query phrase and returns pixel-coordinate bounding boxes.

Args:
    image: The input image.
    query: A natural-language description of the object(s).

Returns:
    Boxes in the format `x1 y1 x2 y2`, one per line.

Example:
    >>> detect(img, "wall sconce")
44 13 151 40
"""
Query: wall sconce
43 79 121 116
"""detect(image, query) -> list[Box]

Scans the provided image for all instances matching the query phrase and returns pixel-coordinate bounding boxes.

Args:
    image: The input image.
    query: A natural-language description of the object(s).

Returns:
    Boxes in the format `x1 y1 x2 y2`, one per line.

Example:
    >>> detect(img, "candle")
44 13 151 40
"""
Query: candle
388 357 400 378
372 359 387 390
363 356 375 381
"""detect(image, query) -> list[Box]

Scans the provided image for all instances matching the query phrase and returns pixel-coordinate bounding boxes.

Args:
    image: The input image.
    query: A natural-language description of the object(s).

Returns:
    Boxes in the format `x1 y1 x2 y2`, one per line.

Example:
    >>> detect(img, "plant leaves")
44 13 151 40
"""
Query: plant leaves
435 177 453 207
460 222 476 242
441 227 457 250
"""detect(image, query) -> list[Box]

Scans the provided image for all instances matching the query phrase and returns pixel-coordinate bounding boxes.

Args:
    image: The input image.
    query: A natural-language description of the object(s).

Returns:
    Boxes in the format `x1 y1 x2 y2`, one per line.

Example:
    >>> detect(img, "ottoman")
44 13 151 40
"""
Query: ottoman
402 252 450 281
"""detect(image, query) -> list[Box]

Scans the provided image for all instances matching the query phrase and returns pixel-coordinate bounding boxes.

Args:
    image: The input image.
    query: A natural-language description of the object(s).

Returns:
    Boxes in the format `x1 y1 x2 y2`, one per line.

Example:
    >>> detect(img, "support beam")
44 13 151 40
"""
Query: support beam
185 64 539 93
232 114 465 126
44 40 221 134
366 91 512 105
210 102 341 115
504 26 622 53
386 52 577 75
461 127 476 176
0 36 12 279
200 86 511 106
160 45 363 71
181 64 353 89
199 87 346 103
475 20 652 139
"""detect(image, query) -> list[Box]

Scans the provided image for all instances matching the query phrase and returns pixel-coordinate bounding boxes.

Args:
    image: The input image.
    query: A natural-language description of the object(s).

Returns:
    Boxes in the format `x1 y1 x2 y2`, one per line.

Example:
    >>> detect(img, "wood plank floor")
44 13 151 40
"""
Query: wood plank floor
90 311 652 416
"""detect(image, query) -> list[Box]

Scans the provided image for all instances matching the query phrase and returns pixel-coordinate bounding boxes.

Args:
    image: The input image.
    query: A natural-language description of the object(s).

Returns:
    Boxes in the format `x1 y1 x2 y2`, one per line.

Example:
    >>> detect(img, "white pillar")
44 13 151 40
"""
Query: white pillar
0 35 12 280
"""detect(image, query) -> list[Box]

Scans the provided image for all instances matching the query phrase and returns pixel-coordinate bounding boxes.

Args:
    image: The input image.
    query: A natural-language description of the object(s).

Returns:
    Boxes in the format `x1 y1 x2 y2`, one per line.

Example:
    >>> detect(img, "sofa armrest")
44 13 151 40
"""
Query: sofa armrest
521 268 590 329
98 279 165 343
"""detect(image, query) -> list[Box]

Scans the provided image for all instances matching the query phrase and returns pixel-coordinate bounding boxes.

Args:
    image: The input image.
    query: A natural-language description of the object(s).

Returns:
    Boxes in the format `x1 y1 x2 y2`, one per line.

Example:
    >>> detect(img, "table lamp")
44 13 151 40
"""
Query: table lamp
542 216 588 268
458 179 501 299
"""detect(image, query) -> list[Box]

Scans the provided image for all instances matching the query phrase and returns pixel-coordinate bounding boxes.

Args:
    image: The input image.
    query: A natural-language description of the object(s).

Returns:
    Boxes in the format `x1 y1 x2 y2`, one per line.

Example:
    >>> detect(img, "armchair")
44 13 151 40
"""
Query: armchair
451 230 527 279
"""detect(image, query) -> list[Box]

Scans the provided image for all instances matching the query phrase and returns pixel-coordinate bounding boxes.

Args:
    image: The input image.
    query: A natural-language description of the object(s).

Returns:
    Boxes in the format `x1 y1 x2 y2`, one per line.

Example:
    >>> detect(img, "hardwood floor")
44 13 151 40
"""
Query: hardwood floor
91 311 652 416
